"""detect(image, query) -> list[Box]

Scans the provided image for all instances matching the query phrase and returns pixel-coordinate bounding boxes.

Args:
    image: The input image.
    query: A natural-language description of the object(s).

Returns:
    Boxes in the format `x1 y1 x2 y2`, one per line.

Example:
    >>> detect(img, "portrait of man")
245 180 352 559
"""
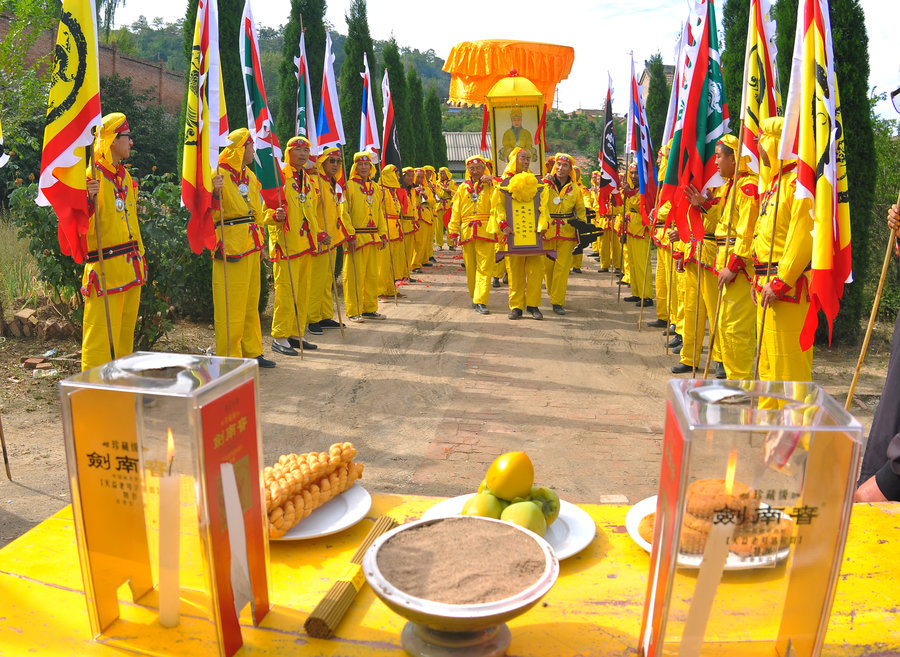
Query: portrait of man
496 106 540 168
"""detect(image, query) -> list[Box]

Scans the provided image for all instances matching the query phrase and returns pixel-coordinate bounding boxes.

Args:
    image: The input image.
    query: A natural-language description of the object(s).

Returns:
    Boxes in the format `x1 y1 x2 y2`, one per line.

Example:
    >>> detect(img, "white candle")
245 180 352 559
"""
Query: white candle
158 429 180 627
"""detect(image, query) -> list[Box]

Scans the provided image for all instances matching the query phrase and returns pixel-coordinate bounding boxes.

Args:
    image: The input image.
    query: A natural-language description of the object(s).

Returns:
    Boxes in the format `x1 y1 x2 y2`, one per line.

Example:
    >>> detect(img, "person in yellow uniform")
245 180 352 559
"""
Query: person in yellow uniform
422 166 439 264
490 147 548 320
307 146 351 335
711 134 759 379
587 172 607 269
267 136 320 357
605 185 623 276
435 167 457 250
570 165 587 273
615 170 632 287
410 167 435 273
344 151 388 320
377 164 407 297
448 155 496 314
752 117 813 382
208 128 272 367
647 145 671 329
400 167 419 277
621 164 653 307
82 112 145 371
543 153 585 315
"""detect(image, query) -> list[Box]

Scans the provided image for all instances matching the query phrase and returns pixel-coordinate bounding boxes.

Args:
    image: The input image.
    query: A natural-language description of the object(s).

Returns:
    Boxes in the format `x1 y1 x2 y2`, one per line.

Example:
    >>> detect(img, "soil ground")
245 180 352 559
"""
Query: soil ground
0 248 891 548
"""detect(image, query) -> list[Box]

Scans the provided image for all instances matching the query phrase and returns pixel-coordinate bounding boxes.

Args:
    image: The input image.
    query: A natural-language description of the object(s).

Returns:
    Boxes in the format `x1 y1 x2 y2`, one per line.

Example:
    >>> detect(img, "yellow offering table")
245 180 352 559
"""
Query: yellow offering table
0 495 897 656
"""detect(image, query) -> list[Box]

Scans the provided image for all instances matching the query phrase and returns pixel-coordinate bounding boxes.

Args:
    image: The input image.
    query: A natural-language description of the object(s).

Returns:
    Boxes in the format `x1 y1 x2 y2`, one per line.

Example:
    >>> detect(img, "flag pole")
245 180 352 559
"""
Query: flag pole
214 166 232 355
752 158 785 380
0 414 10 481
665 245 675 354
691 240 702 377
845 196 900 409
618 152 631 303
338 145 363 323
703 128 745 378
638 182 664 330
272 155 304 359
87 140 117 362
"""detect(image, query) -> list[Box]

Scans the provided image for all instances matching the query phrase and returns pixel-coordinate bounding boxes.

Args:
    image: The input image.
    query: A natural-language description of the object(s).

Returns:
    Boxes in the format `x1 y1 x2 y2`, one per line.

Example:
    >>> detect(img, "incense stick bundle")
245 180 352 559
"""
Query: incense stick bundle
304 514 399 639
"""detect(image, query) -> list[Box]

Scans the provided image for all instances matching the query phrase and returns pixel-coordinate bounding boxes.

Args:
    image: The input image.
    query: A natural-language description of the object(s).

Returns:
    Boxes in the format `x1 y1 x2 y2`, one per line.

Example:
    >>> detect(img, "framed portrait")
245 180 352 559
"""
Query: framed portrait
491 105 544 175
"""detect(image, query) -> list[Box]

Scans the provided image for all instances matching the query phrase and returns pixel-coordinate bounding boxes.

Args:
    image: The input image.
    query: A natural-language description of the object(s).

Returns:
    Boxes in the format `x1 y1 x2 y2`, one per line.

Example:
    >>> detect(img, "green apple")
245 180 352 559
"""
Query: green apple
529 485 561 526
461 493 504 519
500 500 547 537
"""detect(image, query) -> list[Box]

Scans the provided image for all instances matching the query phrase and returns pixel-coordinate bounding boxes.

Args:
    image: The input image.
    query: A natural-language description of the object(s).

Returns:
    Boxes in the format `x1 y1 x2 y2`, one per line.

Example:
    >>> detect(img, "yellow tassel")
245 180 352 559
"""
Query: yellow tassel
508 172 539 203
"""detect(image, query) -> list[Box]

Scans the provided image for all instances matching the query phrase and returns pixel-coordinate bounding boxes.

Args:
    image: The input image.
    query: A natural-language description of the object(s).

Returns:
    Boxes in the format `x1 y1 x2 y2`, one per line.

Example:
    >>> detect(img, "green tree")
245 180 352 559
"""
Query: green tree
721 0 750 116
406 67 428 165
275 0 327 145
381 39 411 167
97 0 127 40
338 0 381 152
425 84 447 168
867 109 900 319
772 0 798 103
644 53 670 152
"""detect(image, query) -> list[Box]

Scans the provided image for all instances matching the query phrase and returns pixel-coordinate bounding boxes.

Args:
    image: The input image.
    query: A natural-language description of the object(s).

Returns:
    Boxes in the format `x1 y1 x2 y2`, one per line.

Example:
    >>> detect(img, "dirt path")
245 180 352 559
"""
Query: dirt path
0 249 889 547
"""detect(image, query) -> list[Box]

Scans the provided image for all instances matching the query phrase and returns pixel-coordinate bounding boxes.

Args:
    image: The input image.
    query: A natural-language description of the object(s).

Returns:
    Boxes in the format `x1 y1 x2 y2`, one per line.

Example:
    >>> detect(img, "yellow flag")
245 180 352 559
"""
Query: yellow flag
35 0 102 263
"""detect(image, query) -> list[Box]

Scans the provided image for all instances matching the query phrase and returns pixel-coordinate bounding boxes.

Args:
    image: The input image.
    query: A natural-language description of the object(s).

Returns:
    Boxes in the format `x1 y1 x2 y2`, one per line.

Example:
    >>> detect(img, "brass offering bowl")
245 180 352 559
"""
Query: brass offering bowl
363 516 559 657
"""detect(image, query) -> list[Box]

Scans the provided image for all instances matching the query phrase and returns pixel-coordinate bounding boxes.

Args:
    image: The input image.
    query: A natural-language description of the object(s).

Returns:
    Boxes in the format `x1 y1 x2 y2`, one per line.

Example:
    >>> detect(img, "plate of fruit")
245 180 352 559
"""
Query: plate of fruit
420 452 596 560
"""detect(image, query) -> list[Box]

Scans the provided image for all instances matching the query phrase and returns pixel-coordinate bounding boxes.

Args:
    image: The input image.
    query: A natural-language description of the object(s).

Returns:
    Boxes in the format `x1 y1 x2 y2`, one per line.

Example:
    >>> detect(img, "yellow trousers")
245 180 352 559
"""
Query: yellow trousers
680 264 723 367
572 253 583 270
213 255 262 358
377 241 399 296
757 296 813 382
507 255 544 310
404 232 416 272
424 223 435 261
435 222 445 248
674 264 686 335
81 285 141 371
701 266 723 363
597 231 613 270
308 251 335 324
411 223 432 270
611 233 623 273
543 239 576 306
393 240 409 280
628 237 652 300
717 275 756 380
655 248 671 322
462 240 495 305
343 245 380 317
493 243 507 278
271 254 311 339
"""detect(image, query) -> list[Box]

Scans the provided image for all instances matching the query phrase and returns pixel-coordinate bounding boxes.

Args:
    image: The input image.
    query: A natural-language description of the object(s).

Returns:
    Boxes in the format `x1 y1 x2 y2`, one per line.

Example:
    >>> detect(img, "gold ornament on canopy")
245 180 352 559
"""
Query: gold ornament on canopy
442 40 575 107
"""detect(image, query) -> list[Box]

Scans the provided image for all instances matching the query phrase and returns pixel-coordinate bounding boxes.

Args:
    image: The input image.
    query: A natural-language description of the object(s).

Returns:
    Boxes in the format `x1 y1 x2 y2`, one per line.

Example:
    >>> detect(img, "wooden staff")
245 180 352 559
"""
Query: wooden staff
215 167 232 355
338 146 362 324
272 152 303 359
87 141 116 362
638 182 665 330
691 250 702 376
665 245 675 354
0 414 10 480
845 195 900 409
703 130 745 378
752 158 785 380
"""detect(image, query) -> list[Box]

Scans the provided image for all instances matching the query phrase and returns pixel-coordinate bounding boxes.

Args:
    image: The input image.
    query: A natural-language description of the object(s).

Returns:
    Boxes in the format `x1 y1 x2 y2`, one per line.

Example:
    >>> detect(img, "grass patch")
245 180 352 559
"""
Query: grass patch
0 212 43 311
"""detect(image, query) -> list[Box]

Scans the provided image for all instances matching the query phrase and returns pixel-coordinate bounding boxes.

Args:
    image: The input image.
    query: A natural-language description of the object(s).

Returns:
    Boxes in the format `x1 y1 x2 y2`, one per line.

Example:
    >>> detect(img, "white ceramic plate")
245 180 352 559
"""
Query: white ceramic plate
420 494 596 560
625 495 791 570
271 484 372 541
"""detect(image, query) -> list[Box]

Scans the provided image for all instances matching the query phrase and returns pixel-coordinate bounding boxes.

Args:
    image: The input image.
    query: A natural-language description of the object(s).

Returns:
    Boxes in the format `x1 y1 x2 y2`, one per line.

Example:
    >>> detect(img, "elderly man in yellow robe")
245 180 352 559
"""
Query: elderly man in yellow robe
500 108 537 163
543 153 586 315
422 166 440 264
344 151 388 320
752 117 813 382
410 167 435 273
267 136 320 357
208 128 273 367
490 147 548 320
435 167 457 250
400 167 420 278
449 155 496 314
307 147 351 336
377 164 407 298
82 112 146 371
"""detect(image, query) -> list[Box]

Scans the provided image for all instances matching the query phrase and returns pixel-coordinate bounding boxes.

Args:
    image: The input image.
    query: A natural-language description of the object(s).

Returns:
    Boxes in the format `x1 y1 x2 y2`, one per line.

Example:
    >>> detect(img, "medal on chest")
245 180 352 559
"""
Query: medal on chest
115 197 125 212
553 197 562 206
238 183 249 197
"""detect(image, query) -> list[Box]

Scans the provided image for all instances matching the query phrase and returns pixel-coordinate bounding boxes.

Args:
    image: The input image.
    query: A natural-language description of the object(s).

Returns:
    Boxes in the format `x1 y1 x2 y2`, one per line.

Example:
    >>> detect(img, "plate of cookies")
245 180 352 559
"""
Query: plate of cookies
625 478 794 570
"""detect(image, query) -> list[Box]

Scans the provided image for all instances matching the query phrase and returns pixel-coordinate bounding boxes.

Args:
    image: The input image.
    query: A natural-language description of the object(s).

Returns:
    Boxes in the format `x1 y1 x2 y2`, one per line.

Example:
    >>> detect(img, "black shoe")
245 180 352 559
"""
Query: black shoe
616 280 629 286
492 277 501 288
673 344 683 355
501 273 508 284
636 298 654 307
716 361 727 379
508 308 523 320
428 256 437 263
527 306 543 320
307 322 324 335
475 303 490 315
671 362 693 374
572 268 582 274
647 318 668 328
319 318 344 330
272 341 298 356
412 267 423 274
668 334 683 349
288 337 318 350
598 267 609 272
552 305 566 315
256 355 277 368
623 295 640 302
362 312 386 320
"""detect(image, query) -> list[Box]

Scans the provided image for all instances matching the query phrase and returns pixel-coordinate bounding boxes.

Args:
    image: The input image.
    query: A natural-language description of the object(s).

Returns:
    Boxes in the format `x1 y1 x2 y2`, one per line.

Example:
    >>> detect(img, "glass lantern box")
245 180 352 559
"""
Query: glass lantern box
60 352 270 657
639 380 863 657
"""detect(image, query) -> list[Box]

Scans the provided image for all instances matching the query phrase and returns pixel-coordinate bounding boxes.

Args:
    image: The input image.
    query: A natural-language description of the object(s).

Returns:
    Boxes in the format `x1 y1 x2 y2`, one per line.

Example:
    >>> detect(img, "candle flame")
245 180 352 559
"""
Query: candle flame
724 447 738 496
166 428 175 470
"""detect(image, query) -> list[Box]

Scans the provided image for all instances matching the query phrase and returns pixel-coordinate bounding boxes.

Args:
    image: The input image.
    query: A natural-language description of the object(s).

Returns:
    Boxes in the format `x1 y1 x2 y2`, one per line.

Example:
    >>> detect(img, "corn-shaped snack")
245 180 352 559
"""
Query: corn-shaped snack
268 461 365 539
263 442 357 511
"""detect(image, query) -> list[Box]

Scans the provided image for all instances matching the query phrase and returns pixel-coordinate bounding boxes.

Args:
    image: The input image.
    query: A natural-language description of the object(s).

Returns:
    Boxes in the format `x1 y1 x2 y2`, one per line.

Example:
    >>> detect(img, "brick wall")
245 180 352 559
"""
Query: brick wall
0 11 184 115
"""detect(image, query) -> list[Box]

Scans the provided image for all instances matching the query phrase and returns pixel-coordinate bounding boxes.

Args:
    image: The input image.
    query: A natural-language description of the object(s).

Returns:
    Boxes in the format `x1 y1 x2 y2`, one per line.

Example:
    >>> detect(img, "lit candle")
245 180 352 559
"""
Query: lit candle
158 428 180 627
678 448 739 657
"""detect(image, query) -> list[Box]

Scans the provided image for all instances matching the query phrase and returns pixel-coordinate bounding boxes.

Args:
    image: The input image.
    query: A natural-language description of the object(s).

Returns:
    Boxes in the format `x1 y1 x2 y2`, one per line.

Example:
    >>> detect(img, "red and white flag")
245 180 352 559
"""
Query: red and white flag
316 31 345 149
358 52 380 152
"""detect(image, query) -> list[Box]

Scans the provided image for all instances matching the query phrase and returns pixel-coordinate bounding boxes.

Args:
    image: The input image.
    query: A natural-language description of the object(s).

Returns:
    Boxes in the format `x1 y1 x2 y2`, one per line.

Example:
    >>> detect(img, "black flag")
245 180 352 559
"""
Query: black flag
380 69 402 170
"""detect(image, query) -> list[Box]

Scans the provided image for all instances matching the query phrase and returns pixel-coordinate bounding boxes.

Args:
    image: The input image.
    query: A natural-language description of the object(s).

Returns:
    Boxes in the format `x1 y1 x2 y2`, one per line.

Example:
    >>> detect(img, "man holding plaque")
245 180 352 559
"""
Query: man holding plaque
344 151 387 320
543 153 586 315
490 147 548 320
449 155 497 314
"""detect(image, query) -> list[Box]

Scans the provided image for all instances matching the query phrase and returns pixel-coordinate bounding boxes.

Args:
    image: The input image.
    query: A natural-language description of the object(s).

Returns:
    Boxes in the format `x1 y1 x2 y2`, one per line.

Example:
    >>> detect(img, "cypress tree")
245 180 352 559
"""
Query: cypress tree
275 0 327 145
721 0 750 116
382 39 412 165
406 67 428 165
338 0 381 152
772 0 798 103
644 53 670 152
425 84 447 168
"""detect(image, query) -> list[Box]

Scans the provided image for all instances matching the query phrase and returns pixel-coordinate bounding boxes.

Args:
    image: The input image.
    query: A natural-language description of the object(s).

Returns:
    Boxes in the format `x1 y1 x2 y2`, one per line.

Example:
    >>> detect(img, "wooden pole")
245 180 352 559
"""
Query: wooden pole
703 129 745 378
326 246 347 338
665 246 675 354
618 153 631 304
845 206 900 409
0 414 11 481
752 158 785 380
88 144 116 362
638 182 665 330
273 154 303 359
691 255 701 376
215 166 232 355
